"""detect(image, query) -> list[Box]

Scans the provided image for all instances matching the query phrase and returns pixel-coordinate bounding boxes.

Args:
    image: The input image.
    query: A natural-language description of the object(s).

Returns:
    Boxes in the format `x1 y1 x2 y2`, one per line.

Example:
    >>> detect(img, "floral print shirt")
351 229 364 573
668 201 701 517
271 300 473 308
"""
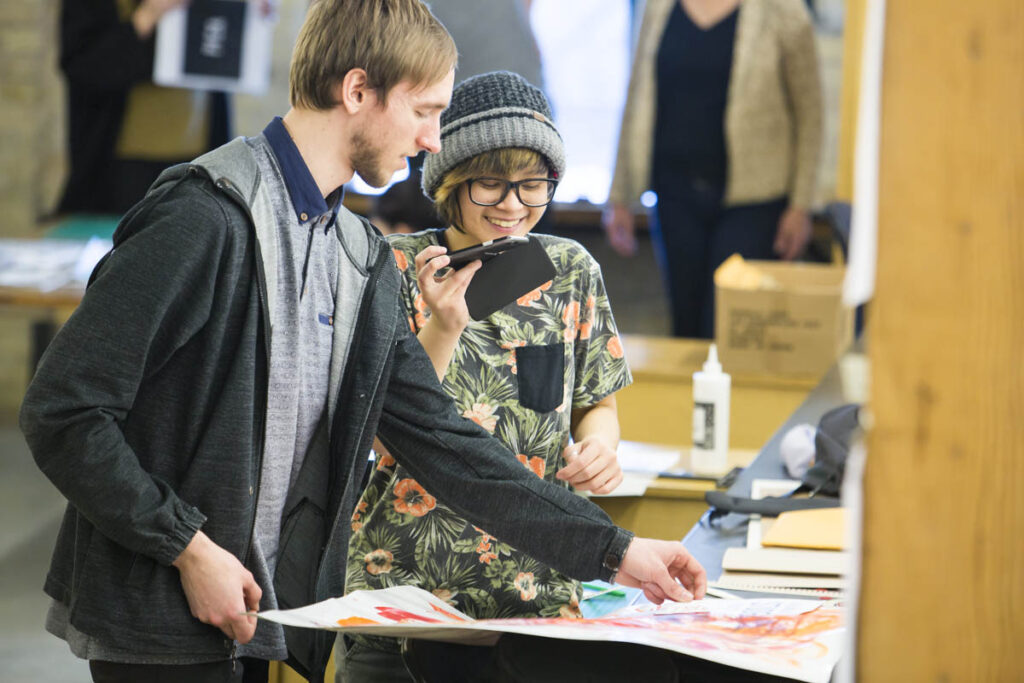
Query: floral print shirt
346 229 632 629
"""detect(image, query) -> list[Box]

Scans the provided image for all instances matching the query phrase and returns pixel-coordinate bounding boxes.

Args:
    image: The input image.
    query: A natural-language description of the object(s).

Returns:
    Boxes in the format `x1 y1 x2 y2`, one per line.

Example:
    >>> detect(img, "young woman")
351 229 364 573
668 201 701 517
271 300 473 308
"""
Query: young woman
340 71 633 680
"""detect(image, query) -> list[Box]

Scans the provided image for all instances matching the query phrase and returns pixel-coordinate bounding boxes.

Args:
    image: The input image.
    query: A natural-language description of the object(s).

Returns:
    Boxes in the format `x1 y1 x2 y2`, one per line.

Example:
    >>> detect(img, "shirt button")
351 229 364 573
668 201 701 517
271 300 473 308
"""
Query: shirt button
249 486 254 496
300 212 308 221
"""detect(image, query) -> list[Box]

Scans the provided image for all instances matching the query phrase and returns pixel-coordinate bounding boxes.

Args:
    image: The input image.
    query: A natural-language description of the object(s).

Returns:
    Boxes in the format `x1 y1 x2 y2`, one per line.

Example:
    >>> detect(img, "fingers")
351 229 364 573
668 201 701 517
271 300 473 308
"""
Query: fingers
416 245 451 279
773 226 788 257
414 246 480 332
642 580 669 605
444 258 482 290
668 551 707 600
243 575 263 612
555 439 622 493
232 611 258 644
620 538 703 604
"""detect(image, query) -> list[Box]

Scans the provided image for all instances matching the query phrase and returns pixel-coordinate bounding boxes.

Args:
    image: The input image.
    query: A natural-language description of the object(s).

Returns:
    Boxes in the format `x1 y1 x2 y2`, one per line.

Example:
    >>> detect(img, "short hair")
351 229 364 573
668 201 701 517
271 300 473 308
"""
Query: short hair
289 0 457 110
433 148 550 232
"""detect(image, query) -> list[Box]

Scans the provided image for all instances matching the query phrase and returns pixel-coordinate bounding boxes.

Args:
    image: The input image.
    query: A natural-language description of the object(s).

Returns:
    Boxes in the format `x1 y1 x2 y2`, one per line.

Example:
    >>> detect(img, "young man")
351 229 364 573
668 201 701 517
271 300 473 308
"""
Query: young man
20 2 705 682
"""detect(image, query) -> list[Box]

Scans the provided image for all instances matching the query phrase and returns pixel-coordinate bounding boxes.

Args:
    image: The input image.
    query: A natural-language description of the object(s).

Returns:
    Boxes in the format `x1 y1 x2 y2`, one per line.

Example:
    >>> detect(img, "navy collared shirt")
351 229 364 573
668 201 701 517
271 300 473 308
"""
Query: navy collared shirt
262 116 343 227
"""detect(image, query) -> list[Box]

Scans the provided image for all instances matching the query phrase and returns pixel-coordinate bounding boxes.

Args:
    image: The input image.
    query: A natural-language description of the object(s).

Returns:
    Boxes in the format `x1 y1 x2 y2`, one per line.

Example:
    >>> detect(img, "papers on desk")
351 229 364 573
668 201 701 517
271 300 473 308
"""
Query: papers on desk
615 441 681 473
710 479 851 599
258 585 845 683
0 237 111 292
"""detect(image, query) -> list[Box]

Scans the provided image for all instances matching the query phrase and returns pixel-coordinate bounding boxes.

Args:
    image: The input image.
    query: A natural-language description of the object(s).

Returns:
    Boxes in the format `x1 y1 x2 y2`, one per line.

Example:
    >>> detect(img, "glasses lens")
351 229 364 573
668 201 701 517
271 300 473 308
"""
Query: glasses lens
468 178 557 206
516 179 556 206
469 179 509 206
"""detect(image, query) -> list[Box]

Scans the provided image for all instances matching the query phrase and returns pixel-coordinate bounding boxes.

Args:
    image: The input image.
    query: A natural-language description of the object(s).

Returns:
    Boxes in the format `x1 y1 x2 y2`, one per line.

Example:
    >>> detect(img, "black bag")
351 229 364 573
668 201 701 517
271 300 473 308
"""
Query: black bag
705 404 861 517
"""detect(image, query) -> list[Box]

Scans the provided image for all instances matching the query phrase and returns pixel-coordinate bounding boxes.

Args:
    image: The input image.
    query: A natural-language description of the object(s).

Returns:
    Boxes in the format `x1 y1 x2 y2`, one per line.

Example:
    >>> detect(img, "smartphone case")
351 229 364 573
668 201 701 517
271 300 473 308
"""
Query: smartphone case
464 236 556 320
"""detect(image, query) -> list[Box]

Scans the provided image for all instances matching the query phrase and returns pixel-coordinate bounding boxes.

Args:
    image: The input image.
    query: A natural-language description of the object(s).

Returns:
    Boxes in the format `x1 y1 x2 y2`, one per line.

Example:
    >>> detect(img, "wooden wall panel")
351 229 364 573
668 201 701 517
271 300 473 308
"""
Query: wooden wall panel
858 0 1023 680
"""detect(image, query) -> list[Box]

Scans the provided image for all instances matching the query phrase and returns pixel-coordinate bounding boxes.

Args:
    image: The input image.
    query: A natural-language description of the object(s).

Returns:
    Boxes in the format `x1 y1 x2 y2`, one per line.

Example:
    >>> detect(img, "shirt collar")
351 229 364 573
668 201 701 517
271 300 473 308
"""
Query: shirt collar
262 116 344 224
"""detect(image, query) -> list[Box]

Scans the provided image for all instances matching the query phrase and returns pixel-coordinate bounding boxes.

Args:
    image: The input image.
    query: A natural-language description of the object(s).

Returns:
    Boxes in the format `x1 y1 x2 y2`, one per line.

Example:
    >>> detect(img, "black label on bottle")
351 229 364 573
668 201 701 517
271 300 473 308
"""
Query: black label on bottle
693 401 715 450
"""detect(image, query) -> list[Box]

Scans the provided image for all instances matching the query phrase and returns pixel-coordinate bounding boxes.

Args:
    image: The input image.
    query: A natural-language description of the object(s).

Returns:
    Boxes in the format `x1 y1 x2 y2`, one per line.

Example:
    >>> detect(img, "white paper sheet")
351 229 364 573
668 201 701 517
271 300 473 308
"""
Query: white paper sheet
615 441 683 474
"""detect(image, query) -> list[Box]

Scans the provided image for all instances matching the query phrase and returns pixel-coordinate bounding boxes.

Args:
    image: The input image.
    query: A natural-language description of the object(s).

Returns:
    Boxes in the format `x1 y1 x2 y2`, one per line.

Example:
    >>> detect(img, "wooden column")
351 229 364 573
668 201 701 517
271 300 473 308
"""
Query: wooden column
858 0 1023 679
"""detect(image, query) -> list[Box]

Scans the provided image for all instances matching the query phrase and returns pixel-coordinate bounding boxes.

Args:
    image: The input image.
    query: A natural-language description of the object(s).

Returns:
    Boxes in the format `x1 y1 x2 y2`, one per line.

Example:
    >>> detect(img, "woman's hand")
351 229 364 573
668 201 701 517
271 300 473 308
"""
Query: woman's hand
556 434 623 495
132 0 191 38
602 203 637 257
773 207 812 260
414 245 481 335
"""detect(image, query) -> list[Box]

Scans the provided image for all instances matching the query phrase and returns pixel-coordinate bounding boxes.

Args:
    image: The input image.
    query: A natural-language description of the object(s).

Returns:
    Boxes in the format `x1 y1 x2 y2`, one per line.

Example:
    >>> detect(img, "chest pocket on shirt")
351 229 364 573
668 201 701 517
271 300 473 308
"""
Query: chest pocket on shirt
516 343 565 412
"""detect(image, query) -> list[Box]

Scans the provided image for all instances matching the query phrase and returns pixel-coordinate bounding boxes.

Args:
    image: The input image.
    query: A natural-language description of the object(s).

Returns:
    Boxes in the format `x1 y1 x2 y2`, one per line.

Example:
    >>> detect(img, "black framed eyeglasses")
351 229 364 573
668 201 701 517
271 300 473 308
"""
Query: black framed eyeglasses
467 177 558 207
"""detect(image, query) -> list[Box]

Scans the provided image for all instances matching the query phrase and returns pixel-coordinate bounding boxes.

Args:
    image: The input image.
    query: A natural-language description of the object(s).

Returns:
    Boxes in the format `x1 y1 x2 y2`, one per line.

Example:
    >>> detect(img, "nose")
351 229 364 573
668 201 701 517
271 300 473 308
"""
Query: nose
418 117 441 154
496 185 526 209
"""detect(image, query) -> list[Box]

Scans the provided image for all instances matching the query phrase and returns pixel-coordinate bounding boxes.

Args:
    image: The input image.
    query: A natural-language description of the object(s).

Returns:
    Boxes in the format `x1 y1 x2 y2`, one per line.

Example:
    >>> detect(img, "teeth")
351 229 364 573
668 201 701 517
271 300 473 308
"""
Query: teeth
488 218 520 228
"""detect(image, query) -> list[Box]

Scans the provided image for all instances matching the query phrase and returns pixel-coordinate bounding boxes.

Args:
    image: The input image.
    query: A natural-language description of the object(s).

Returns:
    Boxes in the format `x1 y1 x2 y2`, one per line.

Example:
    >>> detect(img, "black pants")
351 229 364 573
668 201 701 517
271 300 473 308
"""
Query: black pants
652 177 787 339
406 635 799 682
89 656 268 683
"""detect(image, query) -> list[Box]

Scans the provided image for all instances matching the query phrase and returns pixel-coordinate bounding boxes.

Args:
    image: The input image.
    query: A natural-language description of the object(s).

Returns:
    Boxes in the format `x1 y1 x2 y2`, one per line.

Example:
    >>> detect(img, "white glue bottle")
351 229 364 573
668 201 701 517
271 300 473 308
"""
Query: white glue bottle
691 344 731 475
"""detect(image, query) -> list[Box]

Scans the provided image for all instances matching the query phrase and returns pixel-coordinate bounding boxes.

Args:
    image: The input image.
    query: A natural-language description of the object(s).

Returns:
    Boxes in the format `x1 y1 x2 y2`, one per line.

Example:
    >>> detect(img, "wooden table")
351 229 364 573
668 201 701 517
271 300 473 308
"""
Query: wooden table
0 285 83 384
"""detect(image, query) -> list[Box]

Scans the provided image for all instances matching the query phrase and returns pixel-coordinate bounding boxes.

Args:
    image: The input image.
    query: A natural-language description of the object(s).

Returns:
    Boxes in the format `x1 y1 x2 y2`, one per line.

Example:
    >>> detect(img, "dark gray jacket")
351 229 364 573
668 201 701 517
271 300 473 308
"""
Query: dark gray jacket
20 139 632 681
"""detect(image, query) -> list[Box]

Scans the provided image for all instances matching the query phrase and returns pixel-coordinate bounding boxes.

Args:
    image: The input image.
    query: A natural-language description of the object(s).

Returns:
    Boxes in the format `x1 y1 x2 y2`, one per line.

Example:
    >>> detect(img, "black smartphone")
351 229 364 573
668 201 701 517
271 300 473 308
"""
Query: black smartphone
434 236 529 270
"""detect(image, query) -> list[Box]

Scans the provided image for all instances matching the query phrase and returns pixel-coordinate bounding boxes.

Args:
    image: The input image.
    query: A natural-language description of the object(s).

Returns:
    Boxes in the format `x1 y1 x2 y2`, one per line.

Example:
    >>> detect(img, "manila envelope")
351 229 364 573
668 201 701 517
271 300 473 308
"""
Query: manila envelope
760 507 847 551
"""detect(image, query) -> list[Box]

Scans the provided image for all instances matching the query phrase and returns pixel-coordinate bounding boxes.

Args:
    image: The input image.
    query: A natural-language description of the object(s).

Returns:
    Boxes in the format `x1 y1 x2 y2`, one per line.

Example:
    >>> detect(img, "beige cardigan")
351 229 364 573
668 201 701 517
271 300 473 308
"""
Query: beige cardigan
609 0 822 209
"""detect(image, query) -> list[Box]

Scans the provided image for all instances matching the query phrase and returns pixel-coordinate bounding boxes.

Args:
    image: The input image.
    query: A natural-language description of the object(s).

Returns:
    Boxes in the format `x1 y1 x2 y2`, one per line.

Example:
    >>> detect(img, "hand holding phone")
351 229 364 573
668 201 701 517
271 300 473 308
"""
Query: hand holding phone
431 236 529 270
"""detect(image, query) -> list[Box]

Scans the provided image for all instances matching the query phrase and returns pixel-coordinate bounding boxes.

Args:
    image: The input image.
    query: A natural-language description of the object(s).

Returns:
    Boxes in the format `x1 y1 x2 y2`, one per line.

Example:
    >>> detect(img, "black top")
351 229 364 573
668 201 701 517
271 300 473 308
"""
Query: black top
653 1 739 192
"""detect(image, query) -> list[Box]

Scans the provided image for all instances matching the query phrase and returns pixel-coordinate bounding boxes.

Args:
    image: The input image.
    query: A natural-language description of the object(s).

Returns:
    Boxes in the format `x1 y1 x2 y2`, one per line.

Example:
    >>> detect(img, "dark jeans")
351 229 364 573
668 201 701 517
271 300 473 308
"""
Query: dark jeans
334 635 415 683
652 177 787 338
89 657 268 683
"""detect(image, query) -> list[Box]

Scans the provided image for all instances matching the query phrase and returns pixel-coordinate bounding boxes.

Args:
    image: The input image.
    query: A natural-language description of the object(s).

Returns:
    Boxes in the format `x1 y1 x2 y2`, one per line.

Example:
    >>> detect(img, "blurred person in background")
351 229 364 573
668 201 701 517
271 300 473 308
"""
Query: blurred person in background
604 0 822 338
57 0 231 215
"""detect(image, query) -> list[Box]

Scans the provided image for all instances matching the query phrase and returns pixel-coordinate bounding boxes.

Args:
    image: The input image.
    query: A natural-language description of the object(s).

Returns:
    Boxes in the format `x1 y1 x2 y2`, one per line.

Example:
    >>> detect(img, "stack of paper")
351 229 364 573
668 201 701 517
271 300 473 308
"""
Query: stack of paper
711 479 851 598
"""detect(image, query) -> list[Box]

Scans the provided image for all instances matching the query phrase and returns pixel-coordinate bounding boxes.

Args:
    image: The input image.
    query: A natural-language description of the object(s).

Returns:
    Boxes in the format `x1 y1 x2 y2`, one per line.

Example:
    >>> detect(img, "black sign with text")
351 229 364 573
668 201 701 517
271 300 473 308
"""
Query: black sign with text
183 0 246 78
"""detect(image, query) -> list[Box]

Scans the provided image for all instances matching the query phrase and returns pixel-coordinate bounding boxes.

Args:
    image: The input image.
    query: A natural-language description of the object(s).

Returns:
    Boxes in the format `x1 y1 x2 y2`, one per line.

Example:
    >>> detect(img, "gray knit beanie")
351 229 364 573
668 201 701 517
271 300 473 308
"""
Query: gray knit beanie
422 71 565 199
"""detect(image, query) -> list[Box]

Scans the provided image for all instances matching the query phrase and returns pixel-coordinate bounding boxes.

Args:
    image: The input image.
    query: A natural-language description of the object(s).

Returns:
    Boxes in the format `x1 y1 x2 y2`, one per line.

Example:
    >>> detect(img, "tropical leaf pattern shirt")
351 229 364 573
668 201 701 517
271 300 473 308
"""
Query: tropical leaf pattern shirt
346 229 632 629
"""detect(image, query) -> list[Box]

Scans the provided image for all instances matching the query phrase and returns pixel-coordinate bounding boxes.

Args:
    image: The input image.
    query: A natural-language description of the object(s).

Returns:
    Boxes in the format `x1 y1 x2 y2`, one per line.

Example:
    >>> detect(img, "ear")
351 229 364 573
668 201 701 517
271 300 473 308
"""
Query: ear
337 68 378 114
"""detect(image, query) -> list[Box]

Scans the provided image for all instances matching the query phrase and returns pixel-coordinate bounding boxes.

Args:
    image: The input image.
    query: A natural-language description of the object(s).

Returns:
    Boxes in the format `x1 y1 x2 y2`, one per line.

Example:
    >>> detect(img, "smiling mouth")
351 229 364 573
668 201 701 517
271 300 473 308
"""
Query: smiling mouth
487 217 525 229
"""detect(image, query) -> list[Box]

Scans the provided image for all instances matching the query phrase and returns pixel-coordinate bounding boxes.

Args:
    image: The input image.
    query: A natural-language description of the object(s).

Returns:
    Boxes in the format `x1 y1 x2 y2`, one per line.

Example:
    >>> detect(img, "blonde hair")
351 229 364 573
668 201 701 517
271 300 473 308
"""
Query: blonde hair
289 0 457 109
433 148 550 232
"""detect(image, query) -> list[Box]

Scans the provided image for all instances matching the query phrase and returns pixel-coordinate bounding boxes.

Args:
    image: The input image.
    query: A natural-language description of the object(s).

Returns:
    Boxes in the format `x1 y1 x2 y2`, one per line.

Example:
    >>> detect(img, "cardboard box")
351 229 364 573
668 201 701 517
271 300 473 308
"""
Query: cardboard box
714 258 853 378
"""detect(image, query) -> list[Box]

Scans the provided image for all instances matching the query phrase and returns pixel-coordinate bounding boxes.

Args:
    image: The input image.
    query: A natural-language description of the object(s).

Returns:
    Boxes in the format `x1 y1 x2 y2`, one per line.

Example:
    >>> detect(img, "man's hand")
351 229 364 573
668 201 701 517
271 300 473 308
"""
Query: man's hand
615 537 707 604
773 207 812 261
173 530 262 643
602 203 637 257
556 435 623 494
414 245 482 335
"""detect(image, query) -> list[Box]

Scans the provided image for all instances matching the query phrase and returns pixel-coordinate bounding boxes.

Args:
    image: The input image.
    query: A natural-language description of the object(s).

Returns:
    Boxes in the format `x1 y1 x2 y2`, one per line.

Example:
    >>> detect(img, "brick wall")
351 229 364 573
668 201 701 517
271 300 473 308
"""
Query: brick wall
0 0 65 239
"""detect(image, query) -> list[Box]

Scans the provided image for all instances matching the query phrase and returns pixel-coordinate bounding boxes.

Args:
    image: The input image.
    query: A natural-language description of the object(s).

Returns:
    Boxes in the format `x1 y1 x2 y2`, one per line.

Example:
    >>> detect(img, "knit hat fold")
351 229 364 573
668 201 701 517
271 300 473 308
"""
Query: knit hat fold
422 71 565 198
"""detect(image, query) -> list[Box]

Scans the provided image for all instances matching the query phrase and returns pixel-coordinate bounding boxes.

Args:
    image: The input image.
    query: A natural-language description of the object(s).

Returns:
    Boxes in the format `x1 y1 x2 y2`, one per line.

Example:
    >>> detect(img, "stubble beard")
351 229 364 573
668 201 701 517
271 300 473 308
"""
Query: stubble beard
349 130 392 188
